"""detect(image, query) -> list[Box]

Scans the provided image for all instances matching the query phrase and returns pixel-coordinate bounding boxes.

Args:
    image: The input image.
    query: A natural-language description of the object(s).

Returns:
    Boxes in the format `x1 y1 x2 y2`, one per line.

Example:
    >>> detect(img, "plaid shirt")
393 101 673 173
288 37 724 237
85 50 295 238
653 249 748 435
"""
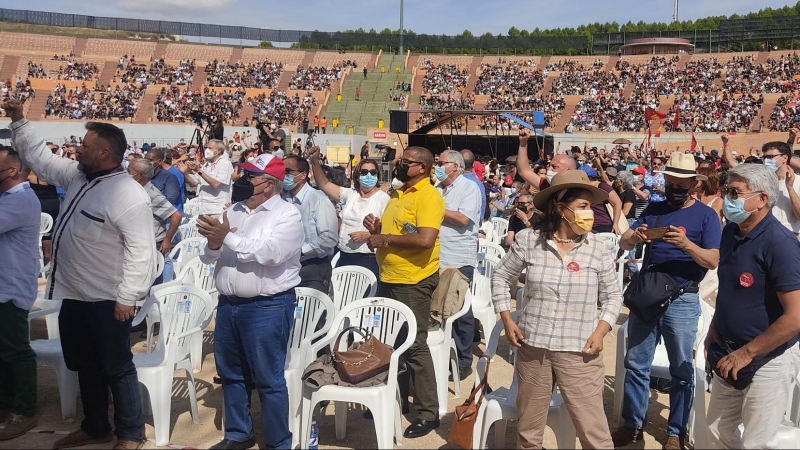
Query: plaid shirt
491 229 623 352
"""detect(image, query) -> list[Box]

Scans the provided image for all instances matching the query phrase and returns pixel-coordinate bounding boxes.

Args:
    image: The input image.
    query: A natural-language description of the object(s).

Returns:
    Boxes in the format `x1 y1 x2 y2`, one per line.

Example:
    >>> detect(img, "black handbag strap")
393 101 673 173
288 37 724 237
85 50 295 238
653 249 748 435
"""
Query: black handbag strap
641 215 662 270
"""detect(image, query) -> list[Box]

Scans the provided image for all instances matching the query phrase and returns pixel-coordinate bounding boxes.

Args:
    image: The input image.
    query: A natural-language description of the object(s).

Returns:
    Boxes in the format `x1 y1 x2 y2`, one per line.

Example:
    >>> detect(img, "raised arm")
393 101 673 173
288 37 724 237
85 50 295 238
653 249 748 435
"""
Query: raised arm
721 135 738 168
4 100 80 189
516 128 543 187
308 146 341 202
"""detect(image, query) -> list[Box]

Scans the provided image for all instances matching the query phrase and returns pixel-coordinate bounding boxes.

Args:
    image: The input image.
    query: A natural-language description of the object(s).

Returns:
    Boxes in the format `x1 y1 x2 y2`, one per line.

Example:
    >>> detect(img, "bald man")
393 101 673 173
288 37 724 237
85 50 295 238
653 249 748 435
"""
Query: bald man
516 128 576 190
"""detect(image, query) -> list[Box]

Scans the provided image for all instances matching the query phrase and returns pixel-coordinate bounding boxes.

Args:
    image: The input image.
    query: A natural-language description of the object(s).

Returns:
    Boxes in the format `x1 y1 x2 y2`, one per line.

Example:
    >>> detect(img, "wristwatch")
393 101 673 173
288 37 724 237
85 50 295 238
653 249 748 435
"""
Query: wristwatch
197 171 203 176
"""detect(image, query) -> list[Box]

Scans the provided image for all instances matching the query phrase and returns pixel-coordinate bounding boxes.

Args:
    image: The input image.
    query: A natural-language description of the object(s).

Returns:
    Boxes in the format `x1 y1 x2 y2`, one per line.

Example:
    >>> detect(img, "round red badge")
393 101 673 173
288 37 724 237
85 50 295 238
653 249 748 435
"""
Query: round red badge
677 226 687 234
567 262 580 273
739 272 754 288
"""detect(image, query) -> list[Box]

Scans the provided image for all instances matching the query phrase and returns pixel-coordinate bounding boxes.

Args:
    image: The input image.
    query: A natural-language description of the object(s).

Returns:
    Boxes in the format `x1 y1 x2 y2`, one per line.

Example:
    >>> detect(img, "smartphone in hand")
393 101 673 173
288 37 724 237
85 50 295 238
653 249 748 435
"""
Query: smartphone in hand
642 227 670 240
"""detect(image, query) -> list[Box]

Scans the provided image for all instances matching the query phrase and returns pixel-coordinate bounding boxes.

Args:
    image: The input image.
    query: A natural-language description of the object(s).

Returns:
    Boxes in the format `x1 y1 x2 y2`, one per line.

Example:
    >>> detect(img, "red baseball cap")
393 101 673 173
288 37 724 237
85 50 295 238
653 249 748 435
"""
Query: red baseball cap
632 167 646 176
238 153 285 180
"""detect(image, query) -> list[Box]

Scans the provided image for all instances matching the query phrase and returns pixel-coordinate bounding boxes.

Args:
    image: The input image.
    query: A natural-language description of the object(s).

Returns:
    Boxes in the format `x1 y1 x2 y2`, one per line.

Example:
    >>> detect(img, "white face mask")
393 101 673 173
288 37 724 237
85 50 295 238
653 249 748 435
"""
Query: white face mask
546 170 557 184
204 149 215 160
391 178 404 190
246 157 255 163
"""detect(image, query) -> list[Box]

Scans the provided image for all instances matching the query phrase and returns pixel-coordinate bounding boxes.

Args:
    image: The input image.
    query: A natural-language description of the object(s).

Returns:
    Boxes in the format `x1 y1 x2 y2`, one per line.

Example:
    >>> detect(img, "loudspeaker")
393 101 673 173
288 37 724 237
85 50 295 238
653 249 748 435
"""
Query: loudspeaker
389 111 409 134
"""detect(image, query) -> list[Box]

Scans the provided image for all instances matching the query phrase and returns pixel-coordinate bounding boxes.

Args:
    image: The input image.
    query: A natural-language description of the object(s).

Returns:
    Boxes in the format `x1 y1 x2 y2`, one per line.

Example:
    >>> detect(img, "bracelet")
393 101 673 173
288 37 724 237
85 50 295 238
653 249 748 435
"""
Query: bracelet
383 235 390 247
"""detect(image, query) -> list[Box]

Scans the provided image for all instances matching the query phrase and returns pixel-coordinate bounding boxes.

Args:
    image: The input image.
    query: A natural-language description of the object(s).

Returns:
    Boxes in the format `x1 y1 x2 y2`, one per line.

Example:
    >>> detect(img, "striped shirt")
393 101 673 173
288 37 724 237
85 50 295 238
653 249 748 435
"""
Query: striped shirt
143 182 178 243
491 229 623 352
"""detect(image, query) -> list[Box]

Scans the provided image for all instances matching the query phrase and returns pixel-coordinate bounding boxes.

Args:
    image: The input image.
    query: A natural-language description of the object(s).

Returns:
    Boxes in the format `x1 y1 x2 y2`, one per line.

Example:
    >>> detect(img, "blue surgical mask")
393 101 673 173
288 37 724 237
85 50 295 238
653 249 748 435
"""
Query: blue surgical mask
434 166 448 182
722 195 758 224
359 173 378 189
509 188 517 195
283 174 297 191
763 158 778 172
121 160 129 170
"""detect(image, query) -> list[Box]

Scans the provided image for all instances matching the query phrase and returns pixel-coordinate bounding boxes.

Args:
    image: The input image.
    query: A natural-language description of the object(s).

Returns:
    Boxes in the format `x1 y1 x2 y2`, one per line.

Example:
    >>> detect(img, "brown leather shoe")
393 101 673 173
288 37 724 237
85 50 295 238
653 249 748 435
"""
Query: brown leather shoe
611 426 644 447
0 414 38 440
52 429 113 449
113 439 145 450
663 436 685 450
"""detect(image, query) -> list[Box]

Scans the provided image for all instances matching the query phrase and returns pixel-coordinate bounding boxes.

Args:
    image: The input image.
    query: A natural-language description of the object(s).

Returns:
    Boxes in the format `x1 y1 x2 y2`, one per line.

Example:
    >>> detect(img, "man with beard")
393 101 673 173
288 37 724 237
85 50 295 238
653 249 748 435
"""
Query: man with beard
3 100 156 450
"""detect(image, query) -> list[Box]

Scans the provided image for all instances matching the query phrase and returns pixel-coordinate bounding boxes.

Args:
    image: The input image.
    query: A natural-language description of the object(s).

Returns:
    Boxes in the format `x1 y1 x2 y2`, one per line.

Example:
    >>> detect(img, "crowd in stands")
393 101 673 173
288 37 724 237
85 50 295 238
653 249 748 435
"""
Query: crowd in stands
44 83 141 121
118 59 196 86
421 59 470 94
27 59 100 81
153 86 245 123
668 92 762 133
249 90 317 126
722 53 800 94
0 80 35 118
481 93 565 129
545 58 604 72
288 66 343 91
569 92 660 132
768 94 800 132
550 69 627 96
205 60 283 89
473 64 544 96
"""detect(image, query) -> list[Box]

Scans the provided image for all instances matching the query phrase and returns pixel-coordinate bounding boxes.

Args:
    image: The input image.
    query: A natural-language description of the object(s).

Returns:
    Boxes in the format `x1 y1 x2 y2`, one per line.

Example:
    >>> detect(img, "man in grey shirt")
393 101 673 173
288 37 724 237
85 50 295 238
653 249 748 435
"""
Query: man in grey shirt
435 149 482 379
0 147 41 440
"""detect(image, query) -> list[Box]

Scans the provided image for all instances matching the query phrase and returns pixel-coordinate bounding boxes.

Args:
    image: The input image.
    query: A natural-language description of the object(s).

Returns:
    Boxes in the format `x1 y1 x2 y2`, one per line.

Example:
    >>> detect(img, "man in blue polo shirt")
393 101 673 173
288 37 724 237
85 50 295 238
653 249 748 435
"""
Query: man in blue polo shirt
613 153 721 450
460 149 486 221
705 163 800 449
144 148 181 211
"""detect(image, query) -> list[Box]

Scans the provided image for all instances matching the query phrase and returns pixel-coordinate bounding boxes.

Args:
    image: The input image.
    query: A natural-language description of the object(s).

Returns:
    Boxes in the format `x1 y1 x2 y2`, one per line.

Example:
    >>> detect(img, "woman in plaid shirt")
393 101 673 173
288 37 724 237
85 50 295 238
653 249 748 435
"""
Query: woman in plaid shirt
492 170 624 449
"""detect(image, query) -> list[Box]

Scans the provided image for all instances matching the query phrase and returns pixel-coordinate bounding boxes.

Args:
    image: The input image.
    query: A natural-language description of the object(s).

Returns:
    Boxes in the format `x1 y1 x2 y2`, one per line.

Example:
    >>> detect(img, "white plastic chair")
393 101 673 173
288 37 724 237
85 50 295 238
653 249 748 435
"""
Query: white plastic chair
38 212 53 271
595 232 621 256
471 254 500 345
478 238 506 260
178 218 200 241
287 288 335 448
28 296 78 423
427 289 472 416
182 202 200 222
167 237 205 274
491 217 509 243
330 265 378 313
300 297 416 449
472 312 576 449
132 285 215 446
612 300 715 430
330 251 340 268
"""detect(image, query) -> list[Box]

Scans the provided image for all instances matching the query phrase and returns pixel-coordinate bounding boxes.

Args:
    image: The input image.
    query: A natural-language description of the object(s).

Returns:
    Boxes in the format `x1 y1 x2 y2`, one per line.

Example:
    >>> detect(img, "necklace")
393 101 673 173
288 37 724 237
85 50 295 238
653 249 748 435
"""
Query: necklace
552 233 577 244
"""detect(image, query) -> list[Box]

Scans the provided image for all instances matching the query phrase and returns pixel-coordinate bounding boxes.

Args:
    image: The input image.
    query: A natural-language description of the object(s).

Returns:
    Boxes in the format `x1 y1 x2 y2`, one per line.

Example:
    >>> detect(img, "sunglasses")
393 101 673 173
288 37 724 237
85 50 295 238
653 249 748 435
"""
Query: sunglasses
435 161 454 167
399 159 424 166
360 169 378 176
722 187 761 201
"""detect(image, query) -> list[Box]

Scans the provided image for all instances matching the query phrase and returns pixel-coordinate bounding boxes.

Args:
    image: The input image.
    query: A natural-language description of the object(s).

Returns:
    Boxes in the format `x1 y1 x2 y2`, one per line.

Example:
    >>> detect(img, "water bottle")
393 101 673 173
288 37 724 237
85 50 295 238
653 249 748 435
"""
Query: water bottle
309 420 319 450
402 221 418 234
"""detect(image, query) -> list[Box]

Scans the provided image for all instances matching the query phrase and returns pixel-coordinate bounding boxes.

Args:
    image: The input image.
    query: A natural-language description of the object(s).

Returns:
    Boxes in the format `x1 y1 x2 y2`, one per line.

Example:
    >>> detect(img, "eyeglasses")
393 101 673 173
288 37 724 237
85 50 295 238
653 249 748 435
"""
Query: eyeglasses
762 153 783 160
399 159 424 166
435 161 454 167
722 187 761 200
360 169 378 176
285 169 303 175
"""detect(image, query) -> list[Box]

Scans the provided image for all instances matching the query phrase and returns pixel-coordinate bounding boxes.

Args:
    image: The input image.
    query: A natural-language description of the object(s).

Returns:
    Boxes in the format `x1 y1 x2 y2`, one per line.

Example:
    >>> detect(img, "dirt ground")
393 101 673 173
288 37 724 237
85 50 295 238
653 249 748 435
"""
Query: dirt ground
2 282 708 450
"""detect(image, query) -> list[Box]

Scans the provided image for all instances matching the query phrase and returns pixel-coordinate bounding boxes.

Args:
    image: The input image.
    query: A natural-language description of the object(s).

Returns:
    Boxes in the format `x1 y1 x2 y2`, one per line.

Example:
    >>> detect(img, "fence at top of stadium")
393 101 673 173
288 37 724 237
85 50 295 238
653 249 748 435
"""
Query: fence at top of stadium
1 8 800 54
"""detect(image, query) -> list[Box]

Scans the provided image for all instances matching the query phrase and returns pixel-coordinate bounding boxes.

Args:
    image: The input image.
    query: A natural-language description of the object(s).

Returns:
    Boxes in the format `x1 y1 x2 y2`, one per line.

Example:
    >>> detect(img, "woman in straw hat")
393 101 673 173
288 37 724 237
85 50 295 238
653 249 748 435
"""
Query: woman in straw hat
491 170 624 449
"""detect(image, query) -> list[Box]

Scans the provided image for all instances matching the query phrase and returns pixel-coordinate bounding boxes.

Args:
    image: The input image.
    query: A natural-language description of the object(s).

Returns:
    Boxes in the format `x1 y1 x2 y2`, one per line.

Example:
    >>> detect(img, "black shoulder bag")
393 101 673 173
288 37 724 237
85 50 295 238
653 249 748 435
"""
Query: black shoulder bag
623 215 682 323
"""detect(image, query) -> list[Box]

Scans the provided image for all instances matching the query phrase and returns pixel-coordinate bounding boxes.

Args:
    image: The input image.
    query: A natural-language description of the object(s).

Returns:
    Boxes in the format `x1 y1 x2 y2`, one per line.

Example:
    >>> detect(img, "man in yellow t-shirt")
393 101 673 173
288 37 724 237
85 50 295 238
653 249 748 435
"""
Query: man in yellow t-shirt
364 146 444 439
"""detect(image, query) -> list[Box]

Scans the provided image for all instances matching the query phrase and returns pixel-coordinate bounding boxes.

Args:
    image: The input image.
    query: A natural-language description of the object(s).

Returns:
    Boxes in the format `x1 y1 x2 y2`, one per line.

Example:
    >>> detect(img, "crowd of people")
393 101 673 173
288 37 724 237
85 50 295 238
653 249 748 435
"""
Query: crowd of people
568 92 660 132
204 60 283 89
118 59 196 86
420 60 470 95
0 79 35 105
44 83 142 121
26 59 100 81
153 86 245 124
473 63 545 96
287 66 343 91
248 90 318 126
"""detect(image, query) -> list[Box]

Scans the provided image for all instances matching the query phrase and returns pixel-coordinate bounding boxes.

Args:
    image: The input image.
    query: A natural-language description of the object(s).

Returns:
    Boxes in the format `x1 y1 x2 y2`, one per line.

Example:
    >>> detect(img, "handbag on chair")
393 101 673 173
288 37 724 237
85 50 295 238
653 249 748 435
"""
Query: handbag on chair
447 356 491 449
331 326 393 384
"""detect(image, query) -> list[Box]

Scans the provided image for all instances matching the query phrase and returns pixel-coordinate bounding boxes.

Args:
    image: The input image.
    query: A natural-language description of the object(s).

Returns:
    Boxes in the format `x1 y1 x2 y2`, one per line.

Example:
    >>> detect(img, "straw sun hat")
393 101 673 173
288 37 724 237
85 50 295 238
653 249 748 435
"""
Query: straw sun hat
533 170 609 212
655 153 708 180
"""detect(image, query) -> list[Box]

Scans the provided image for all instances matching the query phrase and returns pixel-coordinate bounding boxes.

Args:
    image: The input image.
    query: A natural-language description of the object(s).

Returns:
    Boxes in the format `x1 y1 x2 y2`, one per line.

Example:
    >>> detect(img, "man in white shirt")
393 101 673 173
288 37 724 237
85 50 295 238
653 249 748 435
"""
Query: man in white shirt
435 150 482 380
198 153 303 450
282 155 338 293
4 100 156 450
181 139 232 217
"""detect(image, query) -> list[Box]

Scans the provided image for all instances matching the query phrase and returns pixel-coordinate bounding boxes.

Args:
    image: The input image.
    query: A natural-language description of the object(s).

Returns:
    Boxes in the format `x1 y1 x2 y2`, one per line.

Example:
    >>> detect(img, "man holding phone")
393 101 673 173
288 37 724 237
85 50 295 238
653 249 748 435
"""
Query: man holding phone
612 153 721 450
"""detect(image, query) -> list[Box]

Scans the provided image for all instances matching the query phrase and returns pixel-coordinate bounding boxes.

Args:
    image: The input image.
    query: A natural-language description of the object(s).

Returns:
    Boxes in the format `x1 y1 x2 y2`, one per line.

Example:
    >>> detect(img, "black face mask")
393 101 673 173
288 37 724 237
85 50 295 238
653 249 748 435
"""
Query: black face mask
665 185 690 207
231 177 254 203
395 161 412 182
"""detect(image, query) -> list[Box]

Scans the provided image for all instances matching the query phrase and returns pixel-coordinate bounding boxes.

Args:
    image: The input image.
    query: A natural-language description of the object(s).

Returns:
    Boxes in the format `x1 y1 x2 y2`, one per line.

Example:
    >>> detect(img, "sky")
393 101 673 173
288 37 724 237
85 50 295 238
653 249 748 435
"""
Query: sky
11 0 797 39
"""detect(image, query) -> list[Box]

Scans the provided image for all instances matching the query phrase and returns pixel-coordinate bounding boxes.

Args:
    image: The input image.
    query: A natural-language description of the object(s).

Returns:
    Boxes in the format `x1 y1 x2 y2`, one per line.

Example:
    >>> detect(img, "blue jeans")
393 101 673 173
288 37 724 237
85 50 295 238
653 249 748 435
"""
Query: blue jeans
626 218 641 278
215 291 296 448
453 266 475 369
59 300 143 441
336 251 380 283
622 292 700 438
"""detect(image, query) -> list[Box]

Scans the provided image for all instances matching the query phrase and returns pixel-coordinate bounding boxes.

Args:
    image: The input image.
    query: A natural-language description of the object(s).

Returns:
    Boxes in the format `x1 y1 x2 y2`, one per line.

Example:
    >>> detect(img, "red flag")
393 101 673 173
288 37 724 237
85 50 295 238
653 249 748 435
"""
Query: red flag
690 133 697 151
655 125 663 138
672 112 681 129
645 107 667 122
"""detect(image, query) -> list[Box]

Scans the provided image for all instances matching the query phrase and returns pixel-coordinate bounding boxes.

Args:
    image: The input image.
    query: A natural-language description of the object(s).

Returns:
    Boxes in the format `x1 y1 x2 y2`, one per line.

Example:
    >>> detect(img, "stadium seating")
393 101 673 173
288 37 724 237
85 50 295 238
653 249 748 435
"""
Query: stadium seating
164 43 233 63
0 32 75 55
240 48 305 67
83 38 157 60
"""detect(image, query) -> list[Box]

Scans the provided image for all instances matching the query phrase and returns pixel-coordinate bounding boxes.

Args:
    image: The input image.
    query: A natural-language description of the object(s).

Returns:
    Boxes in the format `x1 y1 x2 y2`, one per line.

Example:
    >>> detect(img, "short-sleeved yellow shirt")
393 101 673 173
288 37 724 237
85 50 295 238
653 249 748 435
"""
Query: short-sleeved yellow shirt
377 178 445 284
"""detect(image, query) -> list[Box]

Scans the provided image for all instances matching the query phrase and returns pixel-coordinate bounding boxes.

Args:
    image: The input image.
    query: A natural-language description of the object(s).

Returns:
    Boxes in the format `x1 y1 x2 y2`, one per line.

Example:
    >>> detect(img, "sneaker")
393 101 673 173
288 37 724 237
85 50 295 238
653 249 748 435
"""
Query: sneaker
53 429 113 449
663 436 685 450
611 426 643 447
113 439 145 450
448 366 473 382
0 414 37 440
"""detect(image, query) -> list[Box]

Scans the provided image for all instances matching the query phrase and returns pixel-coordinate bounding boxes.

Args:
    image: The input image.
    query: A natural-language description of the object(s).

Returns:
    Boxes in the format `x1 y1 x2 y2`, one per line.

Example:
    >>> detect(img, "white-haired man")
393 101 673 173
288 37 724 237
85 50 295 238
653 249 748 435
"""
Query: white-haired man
181 139 232 217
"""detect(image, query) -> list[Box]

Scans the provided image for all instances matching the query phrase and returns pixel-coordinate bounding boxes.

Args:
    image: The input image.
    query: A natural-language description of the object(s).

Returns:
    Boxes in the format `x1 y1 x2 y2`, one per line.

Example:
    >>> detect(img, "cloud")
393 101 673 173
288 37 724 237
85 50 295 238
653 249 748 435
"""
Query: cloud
116 0 234 14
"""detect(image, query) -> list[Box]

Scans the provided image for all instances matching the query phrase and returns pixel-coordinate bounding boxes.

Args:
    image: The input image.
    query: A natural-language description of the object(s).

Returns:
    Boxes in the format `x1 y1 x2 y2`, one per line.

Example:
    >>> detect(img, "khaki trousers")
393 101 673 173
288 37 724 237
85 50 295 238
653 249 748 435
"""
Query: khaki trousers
515 344 612 449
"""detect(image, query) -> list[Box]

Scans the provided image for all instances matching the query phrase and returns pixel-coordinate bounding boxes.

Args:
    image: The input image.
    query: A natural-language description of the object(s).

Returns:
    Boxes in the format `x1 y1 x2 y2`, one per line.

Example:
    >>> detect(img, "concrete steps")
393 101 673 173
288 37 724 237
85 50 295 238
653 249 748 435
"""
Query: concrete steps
607 55 620 72
132 88 159 124
464 57 482 93
299 51 315 69
72 38 88 57
153 43 168 60
0 55 20 83
25 91 48 120
230 48 243 64
751 100 776 132
192 68 207 88
554 102 577 132
98 61 118 86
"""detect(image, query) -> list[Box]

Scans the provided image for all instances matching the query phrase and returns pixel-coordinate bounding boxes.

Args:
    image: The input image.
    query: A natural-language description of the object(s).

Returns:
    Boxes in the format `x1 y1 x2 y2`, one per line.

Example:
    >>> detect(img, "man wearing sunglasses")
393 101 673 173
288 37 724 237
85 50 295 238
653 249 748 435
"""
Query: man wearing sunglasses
364 147 445 439
644 156 666 203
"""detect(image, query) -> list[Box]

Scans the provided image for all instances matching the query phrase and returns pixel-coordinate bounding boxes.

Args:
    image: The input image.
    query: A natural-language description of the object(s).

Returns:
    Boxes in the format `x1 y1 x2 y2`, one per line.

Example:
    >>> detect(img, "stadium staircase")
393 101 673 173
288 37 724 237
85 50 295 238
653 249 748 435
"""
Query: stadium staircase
25 92 48 120
192 69 207 88
72 38 88 57
464 57 482 93
607 55 619 71
323 53 411 135
230 48 243 64
133 86 159 124
751 96 778 132
98 61 118 85
0 55 20 82
153 43 168 60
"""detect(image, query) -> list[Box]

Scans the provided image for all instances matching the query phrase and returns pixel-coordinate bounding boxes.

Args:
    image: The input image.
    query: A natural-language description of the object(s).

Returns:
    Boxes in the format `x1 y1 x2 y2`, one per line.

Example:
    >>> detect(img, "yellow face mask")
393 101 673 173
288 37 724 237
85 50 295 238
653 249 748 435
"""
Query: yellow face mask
564 206 594 235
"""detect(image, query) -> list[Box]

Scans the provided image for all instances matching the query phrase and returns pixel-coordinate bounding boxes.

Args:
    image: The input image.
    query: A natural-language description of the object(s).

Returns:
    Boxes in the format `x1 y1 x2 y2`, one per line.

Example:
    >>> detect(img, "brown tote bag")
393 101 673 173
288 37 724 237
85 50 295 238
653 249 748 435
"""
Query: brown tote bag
447 356 491 449
331 326 393 384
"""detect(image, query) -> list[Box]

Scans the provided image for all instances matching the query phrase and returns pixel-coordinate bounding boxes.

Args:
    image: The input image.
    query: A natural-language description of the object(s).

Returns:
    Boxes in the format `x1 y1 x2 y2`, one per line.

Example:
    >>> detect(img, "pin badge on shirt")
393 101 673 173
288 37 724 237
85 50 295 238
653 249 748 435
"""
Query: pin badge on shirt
739 272 754 288
677 226 687 234
567 262 580 273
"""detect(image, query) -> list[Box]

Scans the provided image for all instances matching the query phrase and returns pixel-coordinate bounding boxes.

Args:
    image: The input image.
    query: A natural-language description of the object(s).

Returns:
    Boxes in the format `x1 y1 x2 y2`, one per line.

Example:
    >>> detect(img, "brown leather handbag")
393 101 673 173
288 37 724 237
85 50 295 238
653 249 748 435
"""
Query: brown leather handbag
331 326 393 384
447 356 491 449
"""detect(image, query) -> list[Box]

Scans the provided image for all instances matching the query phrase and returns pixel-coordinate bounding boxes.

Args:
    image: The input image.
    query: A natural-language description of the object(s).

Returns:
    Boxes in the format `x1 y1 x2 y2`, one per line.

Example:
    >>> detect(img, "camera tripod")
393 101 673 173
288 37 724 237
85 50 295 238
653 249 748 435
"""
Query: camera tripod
191 120 213 148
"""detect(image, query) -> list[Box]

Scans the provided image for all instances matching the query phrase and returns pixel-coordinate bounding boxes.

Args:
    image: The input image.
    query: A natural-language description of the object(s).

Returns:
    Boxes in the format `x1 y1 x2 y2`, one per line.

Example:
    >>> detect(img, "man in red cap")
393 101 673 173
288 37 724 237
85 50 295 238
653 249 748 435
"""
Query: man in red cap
198 153 304 449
